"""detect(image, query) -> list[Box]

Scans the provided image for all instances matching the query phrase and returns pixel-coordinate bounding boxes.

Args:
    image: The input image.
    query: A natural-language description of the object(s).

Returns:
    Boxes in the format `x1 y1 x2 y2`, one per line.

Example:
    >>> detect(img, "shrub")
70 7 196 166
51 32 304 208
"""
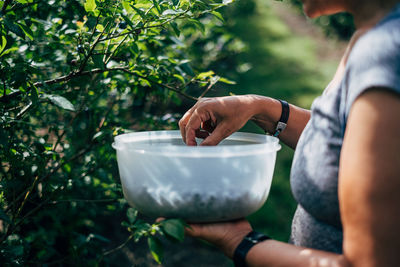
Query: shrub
0 0 235 265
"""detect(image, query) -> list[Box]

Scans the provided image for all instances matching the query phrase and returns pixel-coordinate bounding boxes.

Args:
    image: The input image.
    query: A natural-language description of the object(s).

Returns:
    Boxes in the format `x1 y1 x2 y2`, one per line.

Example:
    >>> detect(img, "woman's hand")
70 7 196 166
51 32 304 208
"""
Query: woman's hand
179 95 259 146
185 219 253 258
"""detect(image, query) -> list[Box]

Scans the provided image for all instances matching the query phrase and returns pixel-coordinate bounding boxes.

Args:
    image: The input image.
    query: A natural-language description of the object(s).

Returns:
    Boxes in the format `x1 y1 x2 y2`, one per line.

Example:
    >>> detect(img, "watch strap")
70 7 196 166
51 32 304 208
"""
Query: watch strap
273 99 289 137
233 231 271 267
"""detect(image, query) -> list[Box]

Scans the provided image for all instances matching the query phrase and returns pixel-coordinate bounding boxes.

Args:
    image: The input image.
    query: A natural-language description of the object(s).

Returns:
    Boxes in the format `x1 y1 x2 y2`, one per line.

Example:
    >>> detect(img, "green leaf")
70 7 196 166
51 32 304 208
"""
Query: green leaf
84 0 97 12
211 11 224 22
131 5 147 19
126 208 138 224
148 236 163 264
187 19 205 34
0 47 18 57
180 62 194 76
219 77 236 85
162 9 178 16
91 54 104 68
173 74 185 84
16 0 32 3
43 94 75 111
121 14 135 29
0 36 7 55
4 20 25 39
122 0 134 14
151 0 161 14
92 131 104 141
18 23 34 41
96 24 104 32
30 84 39 103
92 233 111 243
223 0 234 4
170 22 180 37
161 219 185 242
197 70 214 80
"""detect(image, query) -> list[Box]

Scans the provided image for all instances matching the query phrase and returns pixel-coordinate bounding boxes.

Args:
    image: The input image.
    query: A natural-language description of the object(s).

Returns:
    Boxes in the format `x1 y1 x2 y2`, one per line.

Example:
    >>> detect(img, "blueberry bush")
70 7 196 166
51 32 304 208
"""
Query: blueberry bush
0 0 236 265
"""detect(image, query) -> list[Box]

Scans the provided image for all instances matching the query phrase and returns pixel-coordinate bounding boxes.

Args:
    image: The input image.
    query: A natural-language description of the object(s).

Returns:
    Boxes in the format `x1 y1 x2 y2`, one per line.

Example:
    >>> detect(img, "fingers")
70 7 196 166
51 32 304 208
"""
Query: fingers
200 122 231 146
179 98 229 146
185 109 207 146
179 107 194 144
156 217 165 223
184 223 201 238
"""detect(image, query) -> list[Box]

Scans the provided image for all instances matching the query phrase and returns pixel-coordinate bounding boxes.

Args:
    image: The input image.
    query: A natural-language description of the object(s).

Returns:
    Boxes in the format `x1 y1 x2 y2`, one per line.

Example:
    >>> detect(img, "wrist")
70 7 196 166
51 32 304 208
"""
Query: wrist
232 231 272 267
220 230 252 258
249 96 282 133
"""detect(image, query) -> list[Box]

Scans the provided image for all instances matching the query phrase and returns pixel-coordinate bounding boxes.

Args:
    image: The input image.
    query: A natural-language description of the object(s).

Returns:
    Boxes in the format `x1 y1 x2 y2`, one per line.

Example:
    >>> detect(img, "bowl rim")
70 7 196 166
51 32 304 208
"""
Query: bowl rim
112 130 281 157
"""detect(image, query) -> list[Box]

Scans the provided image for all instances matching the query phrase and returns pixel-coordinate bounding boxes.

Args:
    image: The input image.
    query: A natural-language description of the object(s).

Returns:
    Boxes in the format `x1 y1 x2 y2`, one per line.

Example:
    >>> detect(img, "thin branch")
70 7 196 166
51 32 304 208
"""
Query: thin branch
32 67 197 101
98 9 189 42
101 234 134 258
105 35 128 65
15 101 33 119
50 198 121 204
87 10 103 44
2 99 116 239
199 76 220 99
14 176 39 220
78 21 109 73
120 68 198 101
33 68 110 87
0 90 22 103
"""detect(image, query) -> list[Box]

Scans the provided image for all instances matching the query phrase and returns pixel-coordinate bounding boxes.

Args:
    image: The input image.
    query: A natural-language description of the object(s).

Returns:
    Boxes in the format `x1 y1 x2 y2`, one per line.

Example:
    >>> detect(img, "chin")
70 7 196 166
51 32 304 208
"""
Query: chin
302 1 346 18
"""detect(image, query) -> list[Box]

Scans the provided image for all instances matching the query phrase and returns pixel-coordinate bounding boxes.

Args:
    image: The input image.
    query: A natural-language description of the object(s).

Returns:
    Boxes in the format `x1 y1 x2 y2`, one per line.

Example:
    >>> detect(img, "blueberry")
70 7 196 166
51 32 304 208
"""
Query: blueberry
77 45 85 54
69 59 78 66
119 21 127 29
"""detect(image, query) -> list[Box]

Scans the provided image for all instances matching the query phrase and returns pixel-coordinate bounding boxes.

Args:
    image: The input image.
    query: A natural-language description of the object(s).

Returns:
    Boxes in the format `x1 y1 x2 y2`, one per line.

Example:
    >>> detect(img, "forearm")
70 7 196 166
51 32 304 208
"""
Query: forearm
244 239 348 267
248 95 310 149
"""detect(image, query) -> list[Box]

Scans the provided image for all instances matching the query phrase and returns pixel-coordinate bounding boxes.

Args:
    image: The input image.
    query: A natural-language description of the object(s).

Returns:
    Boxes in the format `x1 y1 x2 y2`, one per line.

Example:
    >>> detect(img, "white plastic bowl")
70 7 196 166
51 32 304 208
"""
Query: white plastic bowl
112 130 281 222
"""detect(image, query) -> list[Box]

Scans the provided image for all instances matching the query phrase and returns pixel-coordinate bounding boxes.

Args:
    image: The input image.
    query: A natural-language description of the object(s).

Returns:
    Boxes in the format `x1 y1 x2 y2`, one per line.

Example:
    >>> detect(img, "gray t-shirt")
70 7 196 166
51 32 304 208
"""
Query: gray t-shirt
289 4 400 253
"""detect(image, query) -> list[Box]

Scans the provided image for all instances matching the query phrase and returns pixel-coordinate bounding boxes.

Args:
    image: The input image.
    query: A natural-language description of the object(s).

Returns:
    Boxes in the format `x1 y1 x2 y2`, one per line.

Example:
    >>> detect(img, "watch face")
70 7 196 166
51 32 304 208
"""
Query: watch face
245 231 271 245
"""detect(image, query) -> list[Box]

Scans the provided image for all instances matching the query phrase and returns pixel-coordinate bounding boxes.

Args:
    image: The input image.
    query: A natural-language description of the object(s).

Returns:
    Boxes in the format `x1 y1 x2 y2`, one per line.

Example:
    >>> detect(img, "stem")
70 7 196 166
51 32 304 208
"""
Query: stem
87 10 103 44
15 101 33 119
120 68 198 101
199 76 220 99
105 35 128 65
2 66 197 106
50 198 121 204
78 21 109 73
98 9 190 42
99 234 134 261
14 176 39 220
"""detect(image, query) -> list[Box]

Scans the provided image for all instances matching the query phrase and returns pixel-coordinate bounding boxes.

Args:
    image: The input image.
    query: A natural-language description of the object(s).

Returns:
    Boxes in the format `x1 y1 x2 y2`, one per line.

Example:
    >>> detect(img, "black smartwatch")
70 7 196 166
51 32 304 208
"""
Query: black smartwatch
233 231 271 267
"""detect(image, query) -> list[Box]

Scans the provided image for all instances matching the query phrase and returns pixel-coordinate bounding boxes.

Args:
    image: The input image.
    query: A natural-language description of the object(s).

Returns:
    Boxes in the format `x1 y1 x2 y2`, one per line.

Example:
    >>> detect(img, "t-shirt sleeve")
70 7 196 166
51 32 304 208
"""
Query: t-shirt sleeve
342 19 400 119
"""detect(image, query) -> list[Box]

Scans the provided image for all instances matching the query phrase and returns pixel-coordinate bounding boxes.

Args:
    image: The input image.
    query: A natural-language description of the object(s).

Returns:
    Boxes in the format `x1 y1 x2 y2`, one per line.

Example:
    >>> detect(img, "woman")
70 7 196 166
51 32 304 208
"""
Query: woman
178 0 400 266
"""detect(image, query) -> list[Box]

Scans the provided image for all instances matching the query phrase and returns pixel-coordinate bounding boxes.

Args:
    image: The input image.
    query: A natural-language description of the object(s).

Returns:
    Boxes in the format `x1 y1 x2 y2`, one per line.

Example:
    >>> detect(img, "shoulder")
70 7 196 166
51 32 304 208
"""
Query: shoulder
341 13 400 115
347 17 400 69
